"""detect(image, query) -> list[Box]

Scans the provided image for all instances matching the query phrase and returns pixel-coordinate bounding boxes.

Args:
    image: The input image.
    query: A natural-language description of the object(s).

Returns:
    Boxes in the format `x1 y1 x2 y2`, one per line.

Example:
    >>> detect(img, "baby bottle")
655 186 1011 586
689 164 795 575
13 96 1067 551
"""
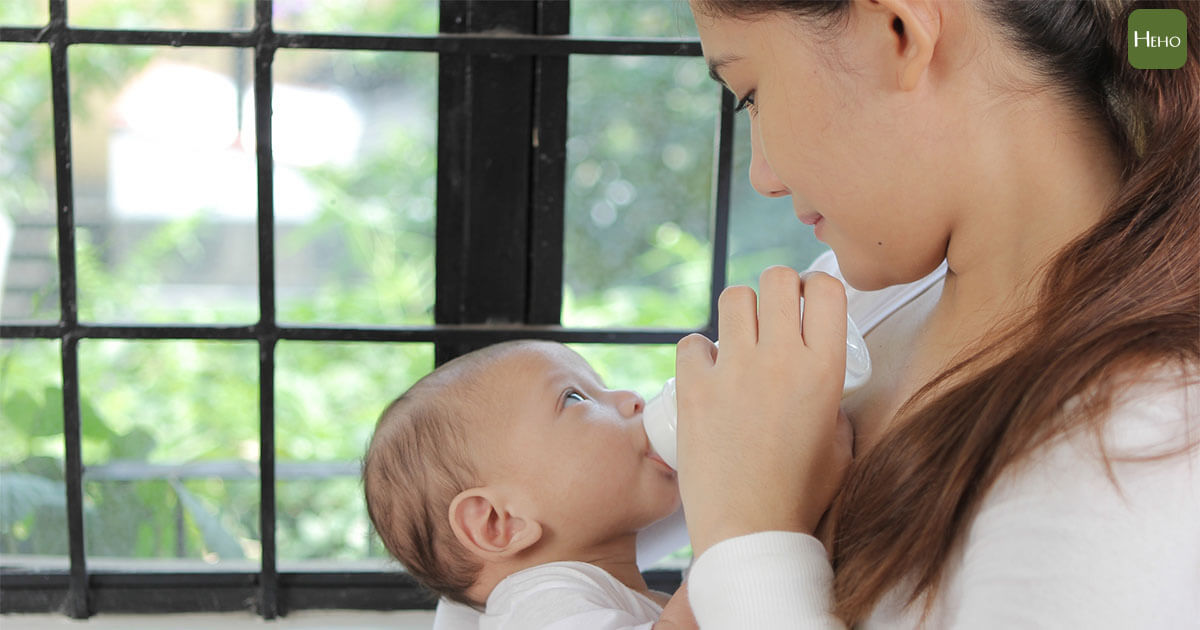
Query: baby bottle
643 313 870 470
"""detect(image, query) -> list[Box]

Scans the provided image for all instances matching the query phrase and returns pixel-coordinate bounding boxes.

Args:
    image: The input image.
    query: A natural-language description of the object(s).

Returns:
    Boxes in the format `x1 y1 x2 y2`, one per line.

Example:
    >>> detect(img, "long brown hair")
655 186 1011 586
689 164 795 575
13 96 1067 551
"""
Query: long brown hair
696 0 1199 622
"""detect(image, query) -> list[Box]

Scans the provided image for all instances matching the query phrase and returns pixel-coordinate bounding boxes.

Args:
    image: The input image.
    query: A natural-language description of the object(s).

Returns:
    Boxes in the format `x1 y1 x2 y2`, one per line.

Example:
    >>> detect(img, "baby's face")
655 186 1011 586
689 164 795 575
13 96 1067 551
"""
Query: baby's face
476 343 680 547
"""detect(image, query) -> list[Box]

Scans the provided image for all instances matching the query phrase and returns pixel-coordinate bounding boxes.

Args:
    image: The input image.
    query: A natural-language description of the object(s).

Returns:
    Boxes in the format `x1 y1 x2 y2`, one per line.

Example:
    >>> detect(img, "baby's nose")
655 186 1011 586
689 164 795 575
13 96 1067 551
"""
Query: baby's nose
616 390 644 417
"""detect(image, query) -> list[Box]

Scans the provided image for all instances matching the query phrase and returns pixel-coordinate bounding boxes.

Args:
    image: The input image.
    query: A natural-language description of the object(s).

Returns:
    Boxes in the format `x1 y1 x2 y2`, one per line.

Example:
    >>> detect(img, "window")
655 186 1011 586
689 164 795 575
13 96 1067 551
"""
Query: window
1 0 824 619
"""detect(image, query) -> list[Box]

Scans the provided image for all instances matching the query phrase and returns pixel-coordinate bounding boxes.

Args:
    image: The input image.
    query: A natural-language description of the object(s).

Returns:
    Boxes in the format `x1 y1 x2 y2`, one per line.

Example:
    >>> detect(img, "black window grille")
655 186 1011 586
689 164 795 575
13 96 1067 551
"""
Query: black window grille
0 0 741 619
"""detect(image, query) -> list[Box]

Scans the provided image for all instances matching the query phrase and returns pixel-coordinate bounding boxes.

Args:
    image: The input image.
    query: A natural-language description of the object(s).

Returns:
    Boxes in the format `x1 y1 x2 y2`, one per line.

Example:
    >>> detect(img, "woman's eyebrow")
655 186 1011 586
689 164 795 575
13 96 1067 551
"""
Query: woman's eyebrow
706 54 743 86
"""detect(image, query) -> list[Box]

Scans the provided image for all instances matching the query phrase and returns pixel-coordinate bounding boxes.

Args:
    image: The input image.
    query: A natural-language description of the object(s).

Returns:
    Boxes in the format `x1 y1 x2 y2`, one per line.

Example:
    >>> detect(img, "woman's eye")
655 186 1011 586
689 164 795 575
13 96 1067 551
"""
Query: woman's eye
564 390 587 406
734 91 757 115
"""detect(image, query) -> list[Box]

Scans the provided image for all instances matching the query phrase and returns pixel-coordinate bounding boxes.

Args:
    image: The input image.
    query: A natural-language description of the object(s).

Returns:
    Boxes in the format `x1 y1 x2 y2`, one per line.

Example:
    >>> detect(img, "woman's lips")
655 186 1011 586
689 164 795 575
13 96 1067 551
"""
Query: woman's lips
798 212 823 226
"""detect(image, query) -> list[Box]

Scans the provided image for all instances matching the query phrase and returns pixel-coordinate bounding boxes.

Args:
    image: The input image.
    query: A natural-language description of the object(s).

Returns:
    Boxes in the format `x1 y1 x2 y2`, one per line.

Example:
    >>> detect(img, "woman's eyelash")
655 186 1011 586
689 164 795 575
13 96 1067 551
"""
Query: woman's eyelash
734 91 757 113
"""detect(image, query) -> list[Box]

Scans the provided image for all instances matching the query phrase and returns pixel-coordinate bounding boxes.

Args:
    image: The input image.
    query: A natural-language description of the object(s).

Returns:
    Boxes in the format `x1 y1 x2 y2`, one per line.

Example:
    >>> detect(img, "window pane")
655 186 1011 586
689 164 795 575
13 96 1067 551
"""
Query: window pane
0 339 68 570
79 339 259 571
272 51 436 326
69 0 253 31
273 0 438 35
275 341 433 568
70 45 259 324
570 0 699 39
1 44 58 323
727 113 830 290
0 1 48 26
563 55 719 329
566 343 676 400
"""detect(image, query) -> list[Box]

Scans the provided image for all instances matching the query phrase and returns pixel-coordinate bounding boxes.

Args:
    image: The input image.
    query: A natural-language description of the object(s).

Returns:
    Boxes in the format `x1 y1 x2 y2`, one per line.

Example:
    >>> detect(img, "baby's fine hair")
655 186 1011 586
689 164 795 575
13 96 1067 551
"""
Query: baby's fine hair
362 340 542 607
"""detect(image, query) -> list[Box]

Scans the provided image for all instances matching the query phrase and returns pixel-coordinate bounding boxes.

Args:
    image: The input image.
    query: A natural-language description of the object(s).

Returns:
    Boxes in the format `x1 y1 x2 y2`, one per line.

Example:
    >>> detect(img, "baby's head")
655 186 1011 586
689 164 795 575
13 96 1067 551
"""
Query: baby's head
363 340 679 606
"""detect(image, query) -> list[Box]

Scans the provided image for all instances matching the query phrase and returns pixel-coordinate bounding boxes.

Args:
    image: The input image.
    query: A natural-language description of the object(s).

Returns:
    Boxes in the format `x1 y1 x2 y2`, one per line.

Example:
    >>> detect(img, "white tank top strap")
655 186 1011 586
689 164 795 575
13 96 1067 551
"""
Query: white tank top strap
806 250 948 335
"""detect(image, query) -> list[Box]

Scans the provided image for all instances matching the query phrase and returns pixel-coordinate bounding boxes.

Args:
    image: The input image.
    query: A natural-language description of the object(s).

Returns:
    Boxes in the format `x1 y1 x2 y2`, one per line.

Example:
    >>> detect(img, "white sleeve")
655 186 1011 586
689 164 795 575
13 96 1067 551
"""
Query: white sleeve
939 378 1200 629
687 532 846 629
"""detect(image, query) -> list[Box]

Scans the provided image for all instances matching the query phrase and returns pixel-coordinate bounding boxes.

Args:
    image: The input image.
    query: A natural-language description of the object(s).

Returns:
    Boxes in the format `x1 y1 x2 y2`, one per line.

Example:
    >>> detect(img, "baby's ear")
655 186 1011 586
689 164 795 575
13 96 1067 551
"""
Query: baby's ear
448 488 543 560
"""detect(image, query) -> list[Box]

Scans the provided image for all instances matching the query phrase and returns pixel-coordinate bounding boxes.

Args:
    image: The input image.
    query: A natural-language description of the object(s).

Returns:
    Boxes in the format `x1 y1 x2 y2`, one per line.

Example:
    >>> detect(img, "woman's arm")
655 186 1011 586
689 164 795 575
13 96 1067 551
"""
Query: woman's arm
687 532 846 629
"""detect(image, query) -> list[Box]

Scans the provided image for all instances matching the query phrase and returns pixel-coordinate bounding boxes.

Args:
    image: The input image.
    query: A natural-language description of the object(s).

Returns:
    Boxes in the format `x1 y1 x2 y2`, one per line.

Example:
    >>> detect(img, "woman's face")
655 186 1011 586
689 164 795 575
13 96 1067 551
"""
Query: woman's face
693 4 959 290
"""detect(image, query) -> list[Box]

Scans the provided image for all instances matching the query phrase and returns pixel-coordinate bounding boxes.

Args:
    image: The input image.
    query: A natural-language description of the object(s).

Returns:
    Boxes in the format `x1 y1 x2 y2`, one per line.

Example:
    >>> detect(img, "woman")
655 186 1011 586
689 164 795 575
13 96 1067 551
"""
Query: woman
432 0 1197 627
677 0 1198 627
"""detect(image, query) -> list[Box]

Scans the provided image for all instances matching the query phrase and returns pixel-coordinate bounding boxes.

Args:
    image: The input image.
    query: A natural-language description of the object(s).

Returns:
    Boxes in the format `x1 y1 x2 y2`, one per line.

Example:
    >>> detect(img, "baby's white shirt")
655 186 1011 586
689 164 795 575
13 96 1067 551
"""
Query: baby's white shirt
478 561 663 630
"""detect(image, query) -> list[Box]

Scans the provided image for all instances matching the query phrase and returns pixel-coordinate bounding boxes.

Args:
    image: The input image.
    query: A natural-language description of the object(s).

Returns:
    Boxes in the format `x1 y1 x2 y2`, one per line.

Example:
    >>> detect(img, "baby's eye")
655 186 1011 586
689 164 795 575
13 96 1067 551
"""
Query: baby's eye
563 390 587 407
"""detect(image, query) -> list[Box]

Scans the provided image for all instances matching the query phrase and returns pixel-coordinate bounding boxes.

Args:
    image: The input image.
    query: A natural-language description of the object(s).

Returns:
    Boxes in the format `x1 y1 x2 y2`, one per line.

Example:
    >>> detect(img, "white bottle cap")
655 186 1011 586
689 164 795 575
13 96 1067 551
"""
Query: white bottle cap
642 378 679 470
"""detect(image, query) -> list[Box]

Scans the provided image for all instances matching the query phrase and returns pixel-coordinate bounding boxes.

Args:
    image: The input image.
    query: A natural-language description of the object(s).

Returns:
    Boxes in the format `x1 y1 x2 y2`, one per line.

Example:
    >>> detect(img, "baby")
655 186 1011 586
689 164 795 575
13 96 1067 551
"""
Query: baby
363 339 696 629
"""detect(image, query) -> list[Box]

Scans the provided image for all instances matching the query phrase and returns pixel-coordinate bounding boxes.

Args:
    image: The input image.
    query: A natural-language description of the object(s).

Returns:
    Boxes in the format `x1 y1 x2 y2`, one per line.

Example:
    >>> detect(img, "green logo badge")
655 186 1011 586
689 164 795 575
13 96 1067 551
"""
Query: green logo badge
1128 9 1187 69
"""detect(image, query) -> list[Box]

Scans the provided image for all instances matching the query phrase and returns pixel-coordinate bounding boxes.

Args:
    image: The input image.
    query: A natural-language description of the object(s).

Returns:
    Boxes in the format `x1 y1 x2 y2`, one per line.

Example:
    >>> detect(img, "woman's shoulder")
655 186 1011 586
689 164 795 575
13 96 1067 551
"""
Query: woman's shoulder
942 364 1200 626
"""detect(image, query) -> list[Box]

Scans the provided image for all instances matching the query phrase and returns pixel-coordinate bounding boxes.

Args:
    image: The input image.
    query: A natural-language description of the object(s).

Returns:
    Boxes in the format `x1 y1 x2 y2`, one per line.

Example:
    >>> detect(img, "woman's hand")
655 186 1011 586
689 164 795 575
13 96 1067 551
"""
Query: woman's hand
675 266 854 557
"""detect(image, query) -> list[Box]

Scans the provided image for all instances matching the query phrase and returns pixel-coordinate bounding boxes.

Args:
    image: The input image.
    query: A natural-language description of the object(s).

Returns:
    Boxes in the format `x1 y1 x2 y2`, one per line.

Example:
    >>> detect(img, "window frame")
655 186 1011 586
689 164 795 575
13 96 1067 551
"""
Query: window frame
0 0 737 618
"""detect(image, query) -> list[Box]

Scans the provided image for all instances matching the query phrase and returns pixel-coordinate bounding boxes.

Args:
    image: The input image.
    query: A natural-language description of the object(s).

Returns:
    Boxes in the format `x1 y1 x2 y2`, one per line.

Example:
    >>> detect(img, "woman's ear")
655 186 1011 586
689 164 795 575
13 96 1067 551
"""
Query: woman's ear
448 488 543 560
861 0 941 91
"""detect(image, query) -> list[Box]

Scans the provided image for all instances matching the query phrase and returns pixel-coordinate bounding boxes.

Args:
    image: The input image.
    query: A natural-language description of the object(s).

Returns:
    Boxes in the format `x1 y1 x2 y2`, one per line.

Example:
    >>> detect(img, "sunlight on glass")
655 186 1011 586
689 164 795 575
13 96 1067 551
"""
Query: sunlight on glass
0 45 57 323
69 0 253 30
273 0 437 35
78 339 259 570
563 55 718 329
69 45 260 324
0 1 48 25
272 50 437 326
571 0 699 39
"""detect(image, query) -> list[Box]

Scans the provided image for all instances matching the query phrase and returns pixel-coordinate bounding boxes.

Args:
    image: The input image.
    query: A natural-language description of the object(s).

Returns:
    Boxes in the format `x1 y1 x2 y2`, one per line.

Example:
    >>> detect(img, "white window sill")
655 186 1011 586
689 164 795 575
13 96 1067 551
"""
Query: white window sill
2 610 436 629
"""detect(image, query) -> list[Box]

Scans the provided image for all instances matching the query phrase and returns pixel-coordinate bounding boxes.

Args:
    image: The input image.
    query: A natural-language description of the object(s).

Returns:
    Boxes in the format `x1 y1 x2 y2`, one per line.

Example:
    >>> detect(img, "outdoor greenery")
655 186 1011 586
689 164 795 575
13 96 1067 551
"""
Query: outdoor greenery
1 0 826 571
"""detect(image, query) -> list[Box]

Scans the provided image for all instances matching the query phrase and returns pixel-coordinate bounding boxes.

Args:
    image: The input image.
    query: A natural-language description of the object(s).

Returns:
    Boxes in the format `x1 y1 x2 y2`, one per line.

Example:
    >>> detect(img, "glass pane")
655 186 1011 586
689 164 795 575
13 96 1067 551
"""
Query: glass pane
78 339 259 570
563 55 719 329
571 0 699 39
566 343 676 402
726 113 830 290
274 0 438 35
273 51 436 326
0 1 48 26
70 45 259 324
0 339 69 570
69 0 253 31
1 44 58 323
275 341 433 568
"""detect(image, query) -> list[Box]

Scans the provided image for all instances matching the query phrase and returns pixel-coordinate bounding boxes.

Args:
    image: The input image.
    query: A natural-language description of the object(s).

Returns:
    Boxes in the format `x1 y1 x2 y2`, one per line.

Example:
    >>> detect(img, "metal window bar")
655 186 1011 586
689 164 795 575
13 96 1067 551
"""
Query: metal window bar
0 0 737 619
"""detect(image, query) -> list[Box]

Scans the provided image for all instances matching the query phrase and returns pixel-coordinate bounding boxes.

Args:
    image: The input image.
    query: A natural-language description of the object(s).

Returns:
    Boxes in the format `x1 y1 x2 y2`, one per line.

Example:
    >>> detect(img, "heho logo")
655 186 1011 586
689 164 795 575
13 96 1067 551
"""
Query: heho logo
1128 9 1188 69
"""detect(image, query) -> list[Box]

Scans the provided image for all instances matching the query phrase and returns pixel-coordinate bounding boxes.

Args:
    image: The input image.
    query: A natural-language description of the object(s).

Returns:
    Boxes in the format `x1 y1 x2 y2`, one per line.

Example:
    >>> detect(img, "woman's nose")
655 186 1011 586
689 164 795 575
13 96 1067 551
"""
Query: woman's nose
615 389 645 418
748 118 789 198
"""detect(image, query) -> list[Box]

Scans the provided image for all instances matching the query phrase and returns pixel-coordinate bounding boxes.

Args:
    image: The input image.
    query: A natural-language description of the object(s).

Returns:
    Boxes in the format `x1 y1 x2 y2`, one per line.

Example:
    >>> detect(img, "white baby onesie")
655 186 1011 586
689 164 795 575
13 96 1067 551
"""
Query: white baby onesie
480 560 664 630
